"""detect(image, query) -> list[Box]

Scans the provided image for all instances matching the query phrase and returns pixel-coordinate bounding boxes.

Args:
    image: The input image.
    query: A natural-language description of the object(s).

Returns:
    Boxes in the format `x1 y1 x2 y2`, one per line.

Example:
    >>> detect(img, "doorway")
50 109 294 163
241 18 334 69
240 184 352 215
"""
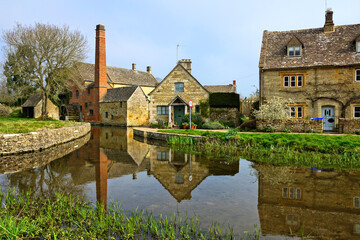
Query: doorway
174 105 185 126
322 106 335 131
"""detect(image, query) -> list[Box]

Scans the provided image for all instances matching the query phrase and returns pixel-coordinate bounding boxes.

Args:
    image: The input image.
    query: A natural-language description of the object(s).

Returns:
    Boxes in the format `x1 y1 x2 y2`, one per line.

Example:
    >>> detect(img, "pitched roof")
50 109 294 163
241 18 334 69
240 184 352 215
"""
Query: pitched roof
22 94 42 107
204 85 236 93
259 24 360 70
100 86 138 103
74 62 158 87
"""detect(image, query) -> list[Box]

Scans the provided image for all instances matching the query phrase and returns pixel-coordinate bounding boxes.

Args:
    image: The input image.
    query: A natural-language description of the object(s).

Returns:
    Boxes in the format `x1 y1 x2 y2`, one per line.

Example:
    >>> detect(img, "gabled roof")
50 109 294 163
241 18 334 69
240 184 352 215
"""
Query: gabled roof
259 24 360 70
22 94 42 107
149 63 209 95
168 96 188 106
204 85 236 93
73 62 159 87
100 86 138 103
287 36 303 47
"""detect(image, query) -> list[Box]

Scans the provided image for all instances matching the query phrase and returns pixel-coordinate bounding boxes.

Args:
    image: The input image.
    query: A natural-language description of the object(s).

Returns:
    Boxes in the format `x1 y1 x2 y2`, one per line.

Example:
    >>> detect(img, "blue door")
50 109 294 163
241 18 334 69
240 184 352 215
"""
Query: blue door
322 106 335 131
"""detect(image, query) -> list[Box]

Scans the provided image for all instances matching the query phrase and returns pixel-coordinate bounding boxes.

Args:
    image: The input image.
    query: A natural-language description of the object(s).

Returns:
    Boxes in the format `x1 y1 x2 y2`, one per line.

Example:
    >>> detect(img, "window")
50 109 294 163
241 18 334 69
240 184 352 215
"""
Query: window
175 82 184 92
120 102 122 108
87 88 90 95
290 106 303 118
111 115 113 120
288 46 301 57
282 187 302 200
354 106 360 118
105 112 108 118
157 106 169 115
283 74 304 87
70 91 72 98
357 41 360 53
195 105 200 114
76 90 79 98
354 196 360 208
356 69 360 81
85 103 88 109
157 151 169 161
89 109 94 116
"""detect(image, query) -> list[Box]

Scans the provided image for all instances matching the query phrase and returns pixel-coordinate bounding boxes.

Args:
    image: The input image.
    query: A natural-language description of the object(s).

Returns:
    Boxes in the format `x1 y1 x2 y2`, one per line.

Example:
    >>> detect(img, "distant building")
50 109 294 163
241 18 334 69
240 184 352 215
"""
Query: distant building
259 10 360 131
22 93 59 120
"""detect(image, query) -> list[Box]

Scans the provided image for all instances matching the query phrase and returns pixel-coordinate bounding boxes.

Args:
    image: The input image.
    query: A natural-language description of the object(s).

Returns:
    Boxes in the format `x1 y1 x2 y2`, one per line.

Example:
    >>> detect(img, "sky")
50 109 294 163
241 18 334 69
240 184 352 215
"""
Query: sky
0 0 359 97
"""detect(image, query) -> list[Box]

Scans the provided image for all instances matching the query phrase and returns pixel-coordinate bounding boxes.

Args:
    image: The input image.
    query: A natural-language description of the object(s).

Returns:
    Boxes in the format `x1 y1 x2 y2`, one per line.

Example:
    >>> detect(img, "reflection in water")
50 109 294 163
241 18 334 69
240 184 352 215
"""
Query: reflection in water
3 126 360 238
255 163 360 239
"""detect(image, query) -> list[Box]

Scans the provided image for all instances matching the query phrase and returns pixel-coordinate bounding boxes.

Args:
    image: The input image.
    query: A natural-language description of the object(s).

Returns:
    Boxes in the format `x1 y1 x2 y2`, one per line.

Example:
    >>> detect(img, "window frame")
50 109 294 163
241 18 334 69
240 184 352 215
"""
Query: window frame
105 112 108 118
195 105 200 114
157 106 169 115
287 46 301 57
85 102 88 109
76 90 79 98
356 69 360 82
283 74 305 88
89 109 94 116
354 106 360 118
289 105 304 119
357 41 360 53
87 88 91 95
174 82 184 93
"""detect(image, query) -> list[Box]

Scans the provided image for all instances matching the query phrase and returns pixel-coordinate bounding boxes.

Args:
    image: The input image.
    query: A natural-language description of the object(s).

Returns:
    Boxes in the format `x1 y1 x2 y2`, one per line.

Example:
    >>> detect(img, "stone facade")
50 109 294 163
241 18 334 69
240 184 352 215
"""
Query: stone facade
256 119 323 132
210 107 240 125
339 118 360 133
259 11 360 132
149 62 209 126
0 123 91 155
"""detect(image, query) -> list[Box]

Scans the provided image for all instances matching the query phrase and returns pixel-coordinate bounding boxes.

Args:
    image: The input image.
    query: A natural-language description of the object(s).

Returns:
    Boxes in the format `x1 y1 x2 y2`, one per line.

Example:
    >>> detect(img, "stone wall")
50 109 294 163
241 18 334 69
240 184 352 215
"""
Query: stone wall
338 118 360 133
256 119 323 132
100 102 127 126
210 107 240 125
0 123 91 156
0 133 90 174
127 87 149 126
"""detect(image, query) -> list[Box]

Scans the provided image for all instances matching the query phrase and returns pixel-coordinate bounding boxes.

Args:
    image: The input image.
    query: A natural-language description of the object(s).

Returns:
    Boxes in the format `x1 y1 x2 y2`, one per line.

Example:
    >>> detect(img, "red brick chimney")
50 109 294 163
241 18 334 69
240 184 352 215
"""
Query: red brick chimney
94 24 107 121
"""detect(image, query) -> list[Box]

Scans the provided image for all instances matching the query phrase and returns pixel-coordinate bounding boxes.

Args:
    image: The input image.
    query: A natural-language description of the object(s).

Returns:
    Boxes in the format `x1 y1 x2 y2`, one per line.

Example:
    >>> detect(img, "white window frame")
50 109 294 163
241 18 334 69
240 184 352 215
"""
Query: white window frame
289 106 303 118
290 76 296 87
284 76 289 87
356 69 360 82
288 46 301 57
297 75 303 87
157 106 169 115
354 106 360 118
357 41 360 53
284 74 304 87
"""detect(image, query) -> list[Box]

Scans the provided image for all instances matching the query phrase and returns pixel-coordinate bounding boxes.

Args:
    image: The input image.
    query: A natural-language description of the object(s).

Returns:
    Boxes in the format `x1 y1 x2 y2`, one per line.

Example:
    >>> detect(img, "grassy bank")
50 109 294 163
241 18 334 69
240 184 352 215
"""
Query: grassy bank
0 189 260 239
161 129 360 169
0 117 82 134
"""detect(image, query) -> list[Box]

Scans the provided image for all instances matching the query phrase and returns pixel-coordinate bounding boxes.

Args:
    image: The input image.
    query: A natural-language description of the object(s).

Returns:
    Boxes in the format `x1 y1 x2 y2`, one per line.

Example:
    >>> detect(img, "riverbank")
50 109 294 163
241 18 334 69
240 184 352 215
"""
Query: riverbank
0 189 259 239
0 121 91 156
135 128 360 169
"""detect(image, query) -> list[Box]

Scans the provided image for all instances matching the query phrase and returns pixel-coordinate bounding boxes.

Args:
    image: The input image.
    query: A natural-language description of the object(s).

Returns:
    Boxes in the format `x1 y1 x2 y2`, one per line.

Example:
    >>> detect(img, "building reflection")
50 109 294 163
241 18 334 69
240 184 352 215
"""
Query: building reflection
255 163 360 240
66 127 239 208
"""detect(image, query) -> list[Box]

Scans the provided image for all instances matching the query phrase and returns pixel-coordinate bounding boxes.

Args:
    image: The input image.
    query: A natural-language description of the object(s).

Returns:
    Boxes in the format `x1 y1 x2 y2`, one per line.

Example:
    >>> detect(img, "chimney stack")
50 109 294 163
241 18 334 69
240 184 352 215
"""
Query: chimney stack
324 9 335 33
233 80 236 86
178 59 192 74
94 24 107 121
147 66 151 73
132 63 136 71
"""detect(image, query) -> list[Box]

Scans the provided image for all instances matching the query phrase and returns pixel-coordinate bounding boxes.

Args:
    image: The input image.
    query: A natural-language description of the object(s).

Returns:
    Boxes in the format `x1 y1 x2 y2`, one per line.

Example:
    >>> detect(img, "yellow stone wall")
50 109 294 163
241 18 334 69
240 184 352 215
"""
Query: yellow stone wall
261 66 360 119
33 99 59 120
149 65 209 125
99 102 127 125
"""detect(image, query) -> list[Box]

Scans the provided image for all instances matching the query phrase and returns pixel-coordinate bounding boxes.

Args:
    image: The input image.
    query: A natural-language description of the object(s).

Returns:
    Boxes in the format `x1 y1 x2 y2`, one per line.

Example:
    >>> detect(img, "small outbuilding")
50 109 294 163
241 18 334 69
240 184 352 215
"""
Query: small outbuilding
21 93 59 120
99 86 149 126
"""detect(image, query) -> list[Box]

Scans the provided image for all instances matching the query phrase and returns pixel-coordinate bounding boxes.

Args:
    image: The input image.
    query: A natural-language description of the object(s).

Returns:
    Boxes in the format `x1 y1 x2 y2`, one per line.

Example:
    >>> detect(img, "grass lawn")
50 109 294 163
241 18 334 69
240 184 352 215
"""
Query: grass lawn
0 117 82 134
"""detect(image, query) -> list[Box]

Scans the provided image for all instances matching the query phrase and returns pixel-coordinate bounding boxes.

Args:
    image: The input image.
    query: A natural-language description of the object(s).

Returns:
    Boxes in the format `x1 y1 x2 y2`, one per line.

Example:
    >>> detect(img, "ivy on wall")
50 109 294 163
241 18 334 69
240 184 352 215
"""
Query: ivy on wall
209 93 240 109
199 100 210 118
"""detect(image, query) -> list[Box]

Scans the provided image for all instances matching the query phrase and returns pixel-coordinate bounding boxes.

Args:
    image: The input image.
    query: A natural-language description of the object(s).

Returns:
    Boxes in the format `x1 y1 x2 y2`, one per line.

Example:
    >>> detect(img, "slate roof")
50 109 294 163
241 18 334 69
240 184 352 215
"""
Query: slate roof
204 85 236 93
22 94 42 107
100 86 138 103
74 62 158 87
259 24 360 70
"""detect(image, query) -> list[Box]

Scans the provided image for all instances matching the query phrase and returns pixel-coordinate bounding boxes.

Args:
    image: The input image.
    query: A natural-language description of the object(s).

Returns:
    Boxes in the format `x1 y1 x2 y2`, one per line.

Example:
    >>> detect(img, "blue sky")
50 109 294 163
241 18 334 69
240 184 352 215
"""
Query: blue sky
1 0 359 97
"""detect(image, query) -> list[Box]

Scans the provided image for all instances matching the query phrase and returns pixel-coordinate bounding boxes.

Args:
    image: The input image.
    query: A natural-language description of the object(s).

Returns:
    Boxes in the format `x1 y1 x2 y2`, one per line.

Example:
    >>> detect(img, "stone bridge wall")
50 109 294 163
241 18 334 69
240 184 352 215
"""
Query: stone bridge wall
0 123 91 156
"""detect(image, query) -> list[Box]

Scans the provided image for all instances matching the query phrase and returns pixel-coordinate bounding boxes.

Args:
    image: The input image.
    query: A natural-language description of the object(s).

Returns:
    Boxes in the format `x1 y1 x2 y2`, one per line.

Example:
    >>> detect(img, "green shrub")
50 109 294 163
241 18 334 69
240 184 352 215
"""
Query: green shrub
209 93 240 109
9 109 22 117
180 114 204 128
0 104 13 117
307 129 314 133
282 128 291 133
262 126 275 133
238 119 256 130
202 121 225 129
199 101 210 118
219 120 236 128
225 128 238 139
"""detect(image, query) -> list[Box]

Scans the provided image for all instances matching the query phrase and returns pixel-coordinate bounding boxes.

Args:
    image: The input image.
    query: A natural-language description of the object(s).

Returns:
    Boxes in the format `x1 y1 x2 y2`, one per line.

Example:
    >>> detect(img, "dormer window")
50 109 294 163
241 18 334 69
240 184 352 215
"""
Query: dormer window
288 46 301 57
287 36 303 57
357 41 360 53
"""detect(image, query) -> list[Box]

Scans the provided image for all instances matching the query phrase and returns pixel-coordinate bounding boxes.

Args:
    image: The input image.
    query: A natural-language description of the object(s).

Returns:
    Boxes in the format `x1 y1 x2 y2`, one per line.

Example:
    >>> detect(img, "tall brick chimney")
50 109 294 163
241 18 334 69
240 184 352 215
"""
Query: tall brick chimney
178 59 192 74
324 9 335 33
94 24 107 121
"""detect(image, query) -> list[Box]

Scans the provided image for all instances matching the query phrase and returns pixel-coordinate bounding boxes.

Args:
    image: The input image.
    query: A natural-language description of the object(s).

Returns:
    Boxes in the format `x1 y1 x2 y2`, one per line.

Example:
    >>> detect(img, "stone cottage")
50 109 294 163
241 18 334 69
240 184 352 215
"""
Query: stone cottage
22 93 59 120
68 24 158 123
99 86 149 126
148 59 210 126
259 10 360 131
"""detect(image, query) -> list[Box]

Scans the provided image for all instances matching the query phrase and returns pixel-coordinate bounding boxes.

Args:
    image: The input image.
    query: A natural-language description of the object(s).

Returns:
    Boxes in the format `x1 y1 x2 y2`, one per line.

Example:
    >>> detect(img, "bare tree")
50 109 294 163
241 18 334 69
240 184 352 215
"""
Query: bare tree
2 23 88 119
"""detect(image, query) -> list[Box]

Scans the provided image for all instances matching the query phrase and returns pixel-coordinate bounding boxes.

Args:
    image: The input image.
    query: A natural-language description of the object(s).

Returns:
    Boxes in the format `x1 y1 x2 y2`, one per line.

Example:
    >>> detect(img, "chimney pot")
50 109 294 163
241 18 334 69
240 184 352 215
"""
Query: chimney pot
233 80 236 86
147 66 151 73
132 63 136 71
